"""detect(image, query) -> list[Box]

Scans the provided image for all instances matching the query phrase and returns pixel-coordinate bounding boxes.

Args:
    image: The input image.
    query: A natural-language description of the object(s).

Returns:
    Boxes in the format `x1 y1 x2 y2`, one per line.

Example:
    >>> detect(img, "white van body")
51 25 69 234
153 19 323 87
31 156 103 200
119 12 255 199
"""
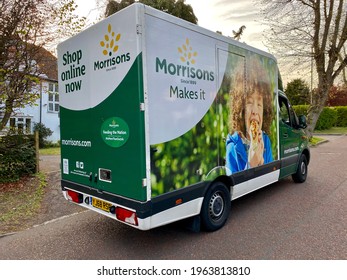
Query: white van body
58 3 309 231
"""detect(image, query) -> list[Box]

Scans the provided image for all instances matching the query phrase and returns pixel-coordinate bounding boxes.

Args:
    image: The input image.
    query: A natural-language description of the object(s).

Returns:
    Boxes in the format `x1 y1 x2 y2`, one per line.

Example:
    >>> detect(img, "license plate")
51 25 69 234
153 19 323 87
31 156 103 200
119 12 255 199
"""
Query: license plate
92 197 112 212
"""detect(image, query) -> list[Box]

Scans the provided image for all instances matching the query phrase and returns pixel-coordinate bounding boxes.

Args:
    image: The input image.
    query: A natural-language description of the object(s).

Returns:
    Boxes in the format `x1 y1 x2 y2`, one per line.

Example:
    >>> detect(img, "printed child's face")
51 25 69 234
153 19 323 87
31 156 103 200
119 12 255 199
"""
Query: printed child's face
245 91 263 139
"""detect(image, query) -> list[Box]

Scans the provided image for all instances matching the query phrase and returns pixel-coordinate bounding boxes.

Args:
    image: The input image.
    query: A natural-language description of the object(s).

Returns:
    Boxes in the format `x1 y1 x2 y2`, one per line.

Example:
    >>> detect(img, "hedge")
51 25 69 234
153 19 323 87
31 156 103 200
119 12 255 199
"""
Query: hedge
315 107 338 130
292 105 347 130
292 105 309 118
0 135 37 183
335 106 347 127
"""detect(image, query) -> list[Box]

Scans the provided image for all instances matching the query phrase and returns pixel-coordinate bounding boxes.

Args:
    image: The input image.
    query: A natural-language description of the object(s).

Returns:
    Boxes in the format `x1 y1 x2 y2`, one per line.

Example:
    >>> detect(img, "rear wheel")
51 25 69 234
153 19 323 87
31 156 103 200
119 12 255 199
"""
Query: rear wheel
200 182 231 231
292 154 308 183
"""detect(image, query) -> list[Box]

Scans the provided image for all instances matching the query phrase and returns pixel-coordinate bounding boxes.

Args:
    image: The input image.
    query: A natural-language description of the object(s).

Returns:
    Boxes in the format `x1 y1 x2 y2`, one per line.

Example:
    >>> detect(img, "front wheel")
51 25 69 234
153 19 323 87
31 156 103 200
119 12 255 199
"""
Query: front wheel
200 182 231 231
292 154 308 183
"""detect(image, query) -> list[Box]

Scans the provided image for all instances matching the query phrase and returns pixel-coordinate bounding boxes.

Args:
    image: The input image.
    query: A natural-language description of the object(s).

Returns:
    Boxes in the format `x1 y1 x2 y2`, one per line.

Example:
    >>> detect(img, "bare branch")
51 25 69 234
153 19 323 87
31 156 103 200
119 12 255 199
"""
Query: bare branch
260 0 347 134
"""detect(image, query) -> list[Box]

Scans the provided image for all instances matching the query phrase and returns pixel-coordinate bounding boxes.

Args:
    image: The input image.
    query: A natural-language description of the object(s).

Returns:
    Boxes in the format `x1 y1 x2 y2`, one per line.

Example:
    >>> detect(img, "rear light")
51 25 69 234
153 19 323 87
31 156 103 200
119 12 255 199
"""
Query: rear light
66 190 83 203
115 207 138 226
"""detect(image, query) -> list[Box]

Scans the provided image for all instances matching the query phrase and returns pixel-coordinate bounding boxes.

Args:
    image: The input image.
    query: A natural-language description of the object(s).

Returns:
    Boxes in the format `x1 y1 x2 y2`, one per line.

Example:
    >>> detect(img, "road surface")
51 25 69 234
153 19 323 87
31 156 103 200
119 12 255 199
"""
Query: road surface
0 135 346 260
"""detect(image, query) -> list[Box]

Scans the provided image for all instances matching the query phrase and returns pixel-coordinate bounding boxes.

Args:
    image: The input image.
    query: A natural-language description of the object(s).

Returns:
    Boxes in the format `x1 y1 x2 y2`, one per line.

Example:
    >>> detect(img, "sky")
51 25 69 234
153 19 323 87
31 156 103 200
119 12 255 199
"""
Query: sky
185 0 266 50
74 0 268 52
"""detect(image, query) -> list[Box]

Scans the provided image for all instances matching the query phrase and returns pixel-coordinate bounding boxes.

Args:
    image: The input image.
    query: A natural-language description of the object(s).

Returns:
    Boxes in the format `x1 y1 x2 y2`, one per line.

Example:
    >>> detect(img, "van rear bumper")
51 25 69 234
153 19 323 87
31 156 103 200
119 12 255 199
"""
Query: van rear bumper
61 179 208 225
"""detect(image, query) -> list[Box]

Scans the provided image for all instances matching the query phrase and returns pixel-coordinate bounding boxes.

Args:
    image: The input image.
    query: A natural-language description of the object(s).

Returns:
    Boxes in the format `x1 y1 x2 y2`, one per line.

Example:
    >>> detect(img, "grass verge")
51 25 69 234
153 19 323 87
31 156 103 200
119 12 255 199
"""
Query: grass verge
40 147 60 155
314 127 347 134
0 173 47 235
309 136 326 146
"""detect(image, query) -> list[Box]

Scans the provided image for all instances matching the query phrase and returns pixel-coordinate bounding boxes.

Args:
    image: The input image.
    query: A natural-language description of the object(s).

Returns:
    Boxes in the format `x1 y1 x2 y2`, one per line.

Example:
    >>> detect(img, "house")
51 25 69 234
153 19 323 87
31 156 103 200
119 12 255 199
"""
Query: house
0 47 60 143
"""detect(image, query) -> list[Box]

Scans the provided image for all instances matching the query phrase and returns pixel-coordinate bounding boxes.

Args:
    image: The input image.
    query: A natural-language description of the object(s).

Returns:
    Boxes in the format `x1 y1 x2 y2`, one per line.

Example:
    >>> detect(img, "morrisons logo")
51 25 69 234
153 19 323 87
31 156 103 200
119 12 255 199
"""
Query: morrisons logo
155 38 214 81
94 23 130 71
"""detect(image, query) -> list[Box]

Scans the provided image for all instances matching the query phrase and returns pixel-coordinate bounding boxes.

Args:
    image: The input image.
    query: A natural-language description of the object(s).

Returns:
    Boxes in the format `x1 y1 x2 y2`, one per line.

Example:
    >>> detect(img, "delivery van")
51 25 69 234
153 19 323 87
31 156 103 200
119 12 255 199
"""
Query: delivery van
57 3 310 231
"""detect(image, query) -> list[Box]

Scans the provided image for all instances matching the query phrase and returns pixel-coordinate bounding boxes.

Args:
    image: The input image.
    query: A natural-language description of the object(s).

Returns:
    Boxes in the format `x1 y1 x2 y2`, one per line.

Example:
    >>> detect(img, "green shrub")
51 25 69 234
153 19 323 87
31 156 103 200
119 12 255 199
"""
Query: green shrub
0 135 36 183
292 105 341 130
315 107 338 130
292 105 309 117
33 123 53 148
335 106 347 127
44 140 60 148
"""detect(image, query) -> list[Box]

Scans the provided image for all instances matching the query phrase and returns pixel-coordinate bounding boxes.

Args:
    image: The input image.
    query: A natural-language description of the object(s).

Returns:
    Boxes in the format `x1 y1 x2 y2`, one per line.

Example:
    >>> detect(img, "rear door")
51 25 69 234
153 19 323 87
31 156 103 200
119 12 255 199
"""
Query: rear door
59 5 147 202
91 59 147 202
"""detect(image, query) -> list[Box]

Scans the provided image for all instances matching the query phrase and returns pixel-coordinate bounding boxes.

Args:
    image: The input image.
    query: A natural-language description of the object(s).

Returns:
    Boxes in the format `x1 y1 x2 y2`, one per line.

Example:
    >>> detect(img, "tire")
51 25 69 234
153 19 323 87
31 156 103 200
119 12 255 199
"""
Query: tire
292 154 308 183
200 182 231 231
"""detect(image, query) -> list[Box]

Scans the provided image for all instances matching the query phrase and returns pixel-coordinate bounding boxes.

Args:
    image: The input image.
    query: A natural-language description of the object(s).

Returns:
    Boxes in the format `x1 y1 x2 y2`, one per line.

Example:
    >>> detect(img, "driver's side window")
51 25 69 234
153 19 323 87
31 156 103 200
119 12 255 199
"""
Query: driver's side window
279 97 290 126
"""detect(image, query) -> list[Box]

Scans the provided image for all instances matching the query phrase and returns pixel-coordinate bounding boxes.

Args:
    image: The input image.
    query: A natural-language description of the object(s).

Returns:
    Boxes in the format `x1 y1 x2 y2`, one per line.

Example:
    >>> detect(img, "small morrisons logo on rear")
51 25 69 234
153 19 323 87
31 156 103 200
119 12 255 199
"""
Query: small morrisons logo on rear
94 24 130 71
100 24 121 56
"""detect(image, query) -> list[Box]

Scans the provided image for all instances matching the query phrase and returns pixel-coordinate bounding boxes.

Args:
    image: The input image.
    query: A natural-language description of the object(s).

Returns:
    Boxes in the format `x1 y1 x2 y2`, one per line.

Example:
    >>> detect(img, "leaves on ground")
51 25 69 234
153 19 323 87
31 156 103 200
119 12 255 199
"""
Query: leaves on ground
0 174 46 235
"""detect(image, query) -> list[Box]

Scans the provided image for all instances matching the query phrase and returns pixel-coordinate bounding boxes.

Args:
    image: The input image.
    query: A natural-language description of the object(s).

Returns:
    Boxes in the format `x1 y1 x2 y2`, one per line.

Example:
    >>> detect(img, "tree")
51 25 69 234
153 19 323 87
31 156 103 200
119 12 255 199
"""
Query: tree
261 0 347 137
1 0 48 131
327 85 347 106
104 0 133 17
50 0 87 48
33 122 53 148
104 0 198 24
285 78 310 105
0 0 85 131
338 45 347 85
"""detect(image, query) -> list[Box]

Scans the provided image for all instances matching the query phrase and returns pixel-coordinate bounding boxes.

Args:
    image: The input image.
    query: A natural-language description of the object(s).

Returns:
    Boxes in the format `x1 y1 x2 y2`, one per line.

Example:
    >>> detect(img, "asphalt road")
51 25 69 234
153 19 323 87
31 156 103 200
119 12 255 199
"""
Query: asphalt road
0 135 346 260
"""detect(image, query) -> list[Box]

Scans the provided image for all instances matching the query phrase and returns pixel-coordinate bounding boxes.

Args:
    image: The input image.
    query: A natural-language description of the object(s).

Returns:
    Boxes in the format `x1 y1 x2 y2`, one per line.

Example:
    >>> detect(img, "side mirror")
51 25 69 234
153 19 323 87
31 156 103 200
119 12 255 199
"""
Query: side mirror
298 115 307 129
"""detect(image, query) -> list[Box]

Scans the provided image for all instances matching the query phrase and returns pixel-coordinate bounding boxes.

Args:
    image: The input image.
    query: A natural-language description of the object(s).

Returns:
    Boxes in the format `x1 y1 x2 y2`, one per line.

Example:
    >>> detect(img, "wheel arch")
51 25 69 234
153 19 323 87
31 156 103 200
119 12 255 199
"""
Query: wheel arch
202 175 234 201
302 148 310 165
199 177 233 231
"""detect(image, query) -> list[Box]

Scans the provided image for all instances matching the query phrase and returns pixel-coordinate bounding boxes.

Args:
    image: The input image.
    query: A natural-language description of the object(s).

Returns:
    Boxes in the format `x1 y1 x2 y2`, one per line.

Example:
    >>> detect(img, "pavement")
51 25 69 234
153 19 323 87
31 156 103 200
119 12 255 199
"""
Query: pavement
38 155 61 174
32 155 85 227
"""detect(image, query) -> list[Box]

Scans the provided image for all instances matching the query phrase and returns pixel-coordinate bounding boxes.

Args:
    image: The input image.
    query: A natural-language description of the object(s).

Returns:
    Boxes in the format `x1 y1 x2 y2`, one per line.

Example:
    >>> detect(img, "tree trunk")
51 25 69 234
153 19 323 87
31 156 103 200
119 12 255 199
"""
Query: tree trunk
0 100 13 131
306 105 323 138
305 82 330 138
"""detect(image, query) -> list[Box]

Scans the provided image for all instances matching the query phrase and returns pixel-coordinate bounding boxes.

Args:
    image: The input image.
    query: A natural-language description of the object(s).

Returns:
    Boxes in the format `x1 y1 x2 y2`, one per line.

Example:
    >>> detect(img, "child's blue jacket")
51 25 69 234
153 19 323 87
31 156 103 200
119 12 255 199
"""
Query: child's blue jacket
225 131 273 174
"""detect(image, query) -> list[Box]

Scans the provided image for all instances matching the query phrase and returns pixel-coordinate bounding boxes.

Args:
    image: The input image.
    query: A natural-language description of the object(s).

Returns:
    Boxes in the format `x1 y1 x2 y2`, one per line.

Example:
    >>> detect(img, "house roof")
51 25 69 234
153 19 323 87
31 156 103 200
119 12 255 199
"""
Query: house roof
6 41 58 82
35 47 58 81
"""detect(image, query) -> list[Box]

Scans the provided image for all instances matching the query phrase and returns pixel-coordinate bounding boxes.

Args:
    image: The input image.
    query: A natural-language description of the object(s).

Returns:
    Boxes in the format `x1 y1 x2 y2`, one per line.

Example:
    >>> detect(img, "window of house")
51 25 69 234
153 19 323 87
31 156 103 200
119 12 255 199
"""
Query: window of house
48 82 59 113
9 117 32 134
25 118 31 134
10 118 16 128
